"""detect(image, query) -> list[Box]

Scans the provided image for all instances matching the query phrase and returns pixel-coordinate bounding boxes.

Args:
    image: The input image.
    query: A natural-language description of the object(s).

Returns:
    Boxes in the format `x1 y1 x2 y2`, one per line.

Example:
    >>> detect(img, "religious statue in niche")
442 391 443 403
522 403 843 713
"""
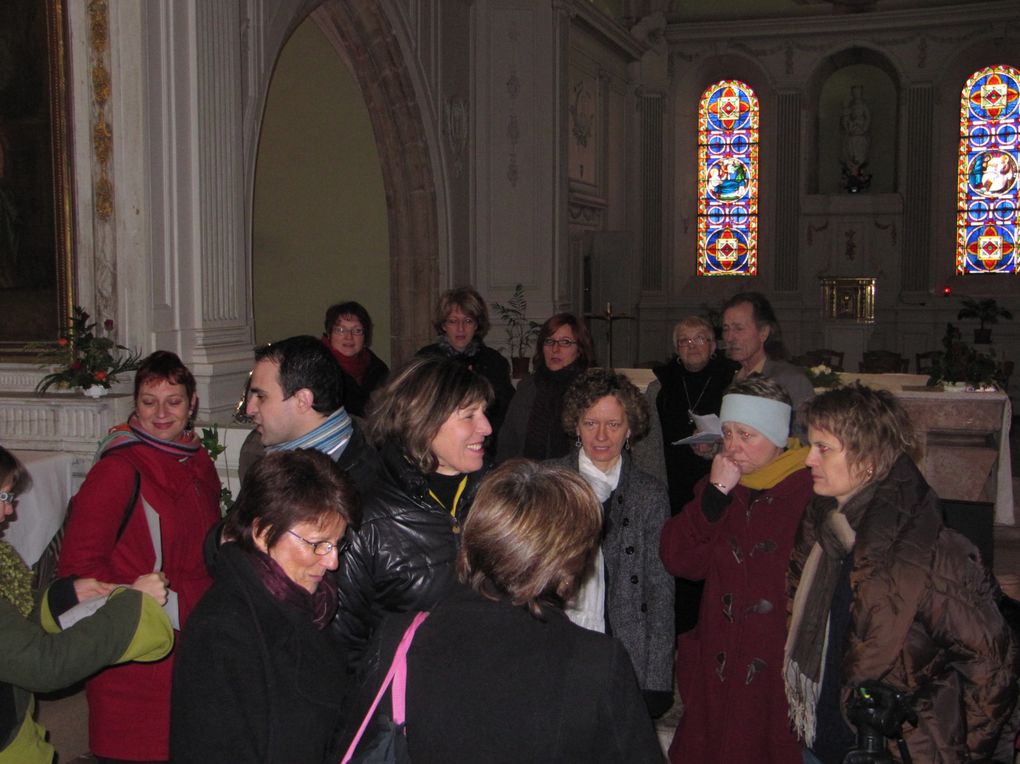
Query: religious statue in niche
840 85 872 193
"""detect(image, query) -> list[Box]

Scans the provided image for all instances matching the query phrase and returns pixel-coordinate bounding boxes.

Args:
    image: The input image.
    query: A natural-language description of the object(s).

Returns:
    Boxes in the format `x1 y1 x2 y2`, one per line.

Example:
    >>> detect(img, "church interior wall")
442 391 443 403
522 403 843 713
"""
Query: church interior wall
251 16 391 362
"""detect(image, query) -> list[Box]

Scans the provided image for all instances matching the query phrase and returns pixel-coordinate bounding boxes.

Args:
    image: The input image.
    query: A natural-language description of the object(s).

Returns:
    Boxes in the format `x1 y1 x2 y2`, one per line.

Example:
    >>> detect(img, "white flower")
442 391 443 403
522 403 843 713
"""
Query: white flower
810 364 831 375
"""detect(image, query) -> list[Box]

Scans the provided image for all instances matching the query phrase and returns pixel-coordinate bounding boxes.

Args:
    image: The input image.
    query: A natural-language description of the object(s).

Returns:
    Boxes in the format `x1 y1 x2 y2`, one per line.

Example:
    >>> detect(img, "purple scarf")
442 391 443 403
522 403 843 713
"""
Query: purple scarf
250 549 338 630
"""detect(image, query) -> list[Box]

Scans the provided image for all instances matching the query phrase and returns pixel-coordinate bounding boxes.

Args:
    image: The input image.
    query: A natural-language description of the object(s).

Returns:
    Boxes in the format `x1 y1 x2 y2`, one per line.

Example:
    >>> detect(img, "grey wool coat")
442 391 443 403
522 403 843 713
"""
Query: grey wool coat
549 450 675 694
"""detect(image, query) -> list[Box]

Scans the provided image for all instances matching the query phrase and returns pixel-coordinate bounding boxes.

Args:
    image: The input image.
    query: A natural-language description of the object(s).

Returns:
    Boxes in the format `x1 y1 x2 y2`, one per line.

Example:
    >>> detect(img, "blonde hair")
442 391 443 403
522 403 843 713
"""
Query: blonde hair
457 460 602 619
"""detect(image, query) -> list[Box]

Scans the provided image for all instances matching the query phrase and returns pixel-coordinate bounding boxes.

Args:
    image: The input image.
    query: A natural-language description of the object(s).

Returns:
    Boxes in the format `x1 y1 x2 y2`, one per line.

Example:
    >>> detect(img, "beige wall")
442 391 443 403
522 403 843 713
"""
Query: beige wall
252 17 390 362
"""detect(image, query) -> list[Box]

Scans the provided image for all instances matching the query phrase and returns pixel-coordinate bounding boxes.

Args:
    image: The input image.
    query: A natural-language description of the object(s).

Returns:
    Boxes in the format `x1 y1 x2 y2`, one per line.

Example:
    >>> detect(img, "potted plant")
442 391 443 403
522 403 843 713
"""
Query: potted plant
30 305 142 396
926 323 1003 390
957 297 1012 344
491 284 540 378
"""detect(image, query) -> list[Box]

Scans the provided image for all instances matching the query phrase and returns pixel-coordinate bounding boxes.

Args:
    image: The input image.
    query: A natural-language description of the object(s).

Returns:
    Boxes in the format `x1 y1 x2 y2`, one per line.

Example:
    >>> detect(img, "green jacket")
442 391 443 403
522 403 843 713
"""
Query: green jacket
0 580 173 764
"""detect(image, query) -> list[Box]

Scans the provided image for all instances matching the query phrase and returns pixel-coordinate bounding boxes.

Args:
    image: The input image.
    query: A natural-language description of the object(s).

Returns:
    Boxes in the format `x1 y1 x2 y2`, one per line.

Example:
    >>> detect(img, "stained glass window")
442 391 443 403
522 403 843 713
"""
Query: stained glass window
698 80 759 276
956 65 1019 275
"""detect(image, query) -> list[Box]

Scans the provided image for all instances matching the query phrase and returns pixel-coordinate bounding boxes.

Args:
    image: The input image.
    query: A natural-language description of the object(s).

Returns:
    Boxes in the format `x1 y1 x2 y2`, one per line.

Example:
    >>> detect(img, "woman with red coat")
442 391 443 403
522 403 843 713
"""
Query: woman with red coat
659 376 811 763
59 351 221 763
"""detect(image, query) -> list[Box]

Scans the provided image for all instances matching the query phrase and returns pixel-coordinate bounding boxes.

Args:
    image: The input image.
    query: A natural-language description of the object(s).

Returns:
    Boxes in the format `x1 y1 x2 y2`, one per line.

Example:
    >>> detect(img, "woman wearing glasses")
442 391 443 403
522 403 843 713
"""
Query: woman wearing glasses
417 287 514 450
172 449 357 763
321 301 389 418
496 313 595 462
549 368 675 720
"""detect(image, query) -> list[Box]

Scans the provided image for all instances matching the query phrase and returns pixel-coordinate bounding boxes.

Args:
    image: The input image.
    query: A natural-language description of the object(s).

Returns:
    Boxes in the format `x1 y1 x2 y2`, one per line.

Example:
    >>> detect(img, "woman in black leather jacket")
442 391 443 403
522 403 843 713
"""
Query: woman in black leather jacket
333 356 494 661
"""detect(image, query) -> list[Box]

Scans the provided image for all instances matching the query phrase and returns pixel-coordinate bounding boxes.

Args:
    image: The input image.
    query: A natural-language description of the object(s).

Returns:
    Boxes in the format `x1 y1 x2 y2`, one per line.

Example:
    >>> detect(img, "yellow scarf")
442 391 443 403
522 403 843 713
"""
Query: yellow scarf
739 438 808 490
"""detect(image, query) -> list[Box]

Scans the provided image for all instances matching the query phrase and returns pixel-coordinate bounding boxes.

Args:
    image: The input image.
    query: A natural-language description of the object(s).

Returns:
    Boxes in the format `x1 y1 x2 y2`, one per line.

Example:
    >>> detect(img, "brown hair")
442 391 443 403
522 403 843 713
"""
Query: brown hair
432 286 490 339
133 351 198 419
366 356 493 474
225 449 359 551
724 375 792 405
533 313 596 371
457 460 602 619
0 446 29 495
561 368 650 442
801 383 917 484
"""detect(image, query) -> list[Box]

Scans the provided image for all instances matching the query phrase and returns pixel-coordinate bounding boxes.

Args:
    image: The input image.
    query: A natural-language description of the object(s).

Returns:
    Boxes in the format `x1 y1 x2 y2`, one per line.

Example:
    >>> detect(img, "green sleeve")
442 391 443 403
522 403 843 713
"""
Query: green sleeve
0 589 172 694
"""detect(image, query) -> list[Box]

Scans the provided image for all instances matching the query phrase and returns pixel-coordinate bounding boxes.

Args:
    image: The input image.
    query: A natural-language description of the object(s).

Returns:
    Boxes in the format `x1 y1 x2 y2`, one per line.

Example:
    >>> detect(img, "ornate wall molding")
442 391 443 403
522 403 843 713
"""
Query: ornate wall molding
86 0 117 323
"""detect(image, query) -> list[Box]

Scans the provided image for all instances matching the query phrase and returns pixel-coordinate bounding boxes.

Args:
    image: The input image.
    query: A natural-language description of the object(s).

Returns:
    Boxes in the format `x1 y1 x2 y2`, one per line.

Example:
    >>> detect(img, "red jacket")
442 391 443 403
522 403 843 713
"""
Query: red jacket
660 468 812 764
59 438 220 760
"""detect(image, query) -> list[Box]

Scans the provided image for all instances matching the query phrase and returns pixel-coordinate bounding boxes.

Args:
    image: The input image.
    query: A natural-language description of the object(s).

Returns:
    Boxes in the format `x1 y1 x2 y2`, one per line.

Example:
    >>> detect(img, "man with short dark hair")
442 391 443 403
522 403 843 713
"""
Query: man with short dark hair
240 335 379 492
721 292 814 431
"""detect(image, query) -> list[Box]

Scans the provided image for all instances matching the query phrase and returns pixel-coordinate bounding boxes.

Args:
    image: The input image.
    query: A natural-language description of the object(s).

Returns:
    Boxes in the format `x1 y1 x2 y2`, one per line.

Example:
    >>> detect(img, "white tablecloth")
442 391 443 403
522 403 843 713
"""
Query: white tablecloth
4 450 73 565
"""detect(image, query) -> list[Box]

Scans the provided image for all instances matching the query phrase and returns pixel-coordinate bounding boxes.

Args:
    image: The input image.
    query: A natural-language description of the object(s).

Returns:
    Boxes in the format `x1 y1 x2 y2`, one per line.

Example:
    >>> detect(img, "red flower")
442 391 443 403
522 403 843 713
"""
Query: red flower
94 370 108 381
57 338 69 347
103 319 114 331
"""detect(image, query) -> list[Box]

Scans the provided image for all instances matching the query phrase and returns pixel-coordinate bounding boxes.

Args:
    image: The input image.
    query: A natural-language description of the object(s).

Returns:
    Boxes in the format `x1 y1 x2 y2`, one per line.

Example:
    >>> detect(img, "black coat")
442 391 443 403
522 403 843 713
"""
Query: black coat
338 350 389 418
343 586 663 763
171 543 347 764
332 442 488 662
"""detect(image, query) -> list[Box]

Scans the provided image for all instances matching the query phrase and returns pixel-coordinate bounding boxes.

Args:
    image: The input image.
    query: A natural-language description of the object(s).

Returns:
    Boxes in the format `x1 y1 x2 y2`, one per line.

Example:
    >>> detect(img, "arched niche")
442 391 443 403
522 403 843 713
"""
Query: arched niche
669 53 776 299
253 1 442 363
805 47 901 195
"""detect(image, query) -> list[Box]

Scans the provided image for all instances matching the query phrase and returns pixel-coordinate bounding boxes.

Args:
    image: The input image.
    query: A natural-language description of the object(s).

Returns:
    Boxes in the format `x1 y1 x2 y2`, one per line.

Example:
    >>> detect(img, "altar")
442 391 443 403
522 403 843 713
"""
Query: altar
839 373 1014 526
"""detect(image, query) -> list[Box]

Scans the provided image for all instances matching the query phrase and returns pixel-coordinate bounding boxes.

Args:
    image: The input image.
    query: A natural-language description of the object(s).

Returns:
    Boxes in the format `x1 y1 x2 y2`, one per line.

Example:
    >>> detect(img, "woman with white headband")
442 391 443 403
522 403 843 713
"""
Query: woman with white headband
659 376 812 764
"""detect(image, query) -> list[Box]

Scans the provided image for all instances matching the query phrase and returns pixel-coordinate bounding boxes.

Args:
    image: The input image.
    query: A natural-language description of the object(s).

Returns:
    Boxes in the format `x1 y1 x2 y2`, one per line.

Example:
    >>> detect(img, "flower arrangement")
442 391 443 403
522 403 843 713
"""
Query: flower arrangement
926 323 1002 390
32 306 142 393
806 364 841 389
491 283 541 359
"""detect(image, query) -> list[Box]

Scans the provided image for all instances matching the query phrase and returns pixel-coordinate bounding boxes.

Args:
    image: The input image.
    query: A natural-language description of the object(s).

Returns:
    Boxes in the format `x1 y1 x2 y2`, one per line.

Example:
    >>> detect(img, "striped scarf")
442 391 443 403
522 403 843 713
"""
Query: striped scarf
96 416 203 462
265 407 353 459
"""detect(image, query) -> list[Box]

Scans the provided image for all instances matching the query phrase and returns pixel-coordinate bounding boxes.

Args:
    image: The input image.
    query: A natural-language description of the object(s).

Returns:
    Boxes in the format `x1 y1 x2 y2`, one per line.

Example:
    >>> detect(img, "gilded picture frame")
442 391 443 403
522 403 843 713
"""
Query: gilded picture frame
0 0 74 357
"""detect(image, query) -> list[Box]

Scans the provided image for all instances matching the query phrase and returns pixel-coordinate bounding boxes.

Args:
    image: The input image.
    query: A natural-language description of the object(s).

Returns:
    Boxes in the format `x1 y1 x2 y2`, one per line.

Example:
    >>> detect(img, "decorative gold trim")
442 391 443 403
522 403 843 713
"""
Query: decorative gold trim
821 277 876 323
88 0 113 223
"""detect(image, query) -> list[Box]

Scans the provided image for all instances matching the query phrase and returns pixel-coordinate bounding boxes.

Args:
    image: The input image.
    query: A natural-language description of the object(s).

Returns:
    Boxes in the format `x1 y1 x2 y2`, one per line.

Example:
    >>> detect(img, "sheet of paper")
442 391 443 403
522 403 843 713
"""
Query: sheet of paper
672 412 722 446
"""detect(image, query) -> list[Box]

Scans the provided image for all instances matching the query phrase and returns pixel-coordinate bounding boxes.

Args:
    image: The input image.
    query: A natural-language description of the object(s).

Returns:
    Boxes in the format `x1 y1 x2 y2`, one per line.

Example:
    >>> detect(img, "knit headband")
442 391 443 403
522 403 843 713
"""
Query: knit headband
719 394 791 447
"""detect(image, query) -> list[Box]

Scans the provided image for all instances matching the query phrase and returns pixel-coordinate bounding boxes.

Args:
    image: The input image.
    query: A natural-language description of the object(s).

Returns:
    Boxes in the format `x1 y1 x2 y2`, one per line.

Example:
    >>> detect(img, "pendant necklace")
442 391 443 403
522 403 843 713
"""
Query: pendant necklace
682 374 712 425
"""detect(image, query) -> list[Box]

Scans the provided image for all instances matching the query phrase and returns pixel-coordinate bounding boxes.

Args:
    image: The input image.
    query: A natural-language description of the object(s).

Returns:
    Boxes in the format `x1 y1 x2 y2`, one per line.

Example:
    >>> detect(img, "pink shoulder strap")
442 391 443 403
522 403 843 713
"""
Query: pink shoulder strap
341 611 429 763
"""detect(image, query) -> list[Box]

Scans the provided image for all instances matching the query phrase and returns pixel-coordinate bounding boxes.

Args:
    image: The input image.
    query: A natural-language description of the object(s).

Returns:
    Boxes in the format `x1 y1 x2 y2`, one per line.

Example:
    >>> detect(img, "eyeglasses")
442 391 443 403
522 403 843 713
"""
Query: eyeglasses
0 491 15 504
287 529 342 556
543 338 578 348
444 316 476 328
332 326 364 336
676 336 711 348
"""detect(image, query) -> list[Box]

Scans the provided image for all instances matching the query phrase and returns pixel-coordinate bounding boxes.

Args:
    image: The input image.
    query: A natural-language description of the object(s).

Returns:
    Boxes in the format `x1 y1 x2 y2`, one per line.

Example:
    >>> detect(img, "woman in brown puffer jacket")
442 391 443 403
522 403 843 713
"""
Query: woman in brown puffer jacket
785 384 1018 764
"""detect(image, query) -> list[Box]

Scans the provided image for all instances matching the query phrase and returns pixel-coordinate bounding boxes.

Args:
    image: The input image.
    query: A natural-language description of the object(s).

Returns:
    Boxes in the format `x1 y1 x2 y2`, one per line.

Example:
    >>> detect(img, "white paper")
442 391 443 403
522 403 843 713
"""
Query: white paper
672 412 723 446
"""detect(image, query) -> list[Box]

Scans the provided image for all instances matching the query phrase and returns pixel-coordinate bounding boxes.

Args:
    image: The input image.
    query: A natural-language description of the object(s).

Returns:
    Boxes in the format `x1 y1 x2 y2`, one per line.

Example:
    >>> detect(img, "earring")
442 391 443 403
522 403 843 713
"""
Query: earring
575 434 581 448
624 436 631 451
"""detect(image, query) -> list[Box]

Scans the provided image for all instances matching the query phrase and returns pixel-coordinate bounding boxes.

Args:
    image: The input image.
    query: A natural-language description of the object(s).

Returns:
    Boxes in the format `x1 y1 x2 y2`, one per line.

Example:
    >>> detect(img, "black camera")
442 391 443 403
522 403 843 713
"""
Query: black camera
842 680 918 764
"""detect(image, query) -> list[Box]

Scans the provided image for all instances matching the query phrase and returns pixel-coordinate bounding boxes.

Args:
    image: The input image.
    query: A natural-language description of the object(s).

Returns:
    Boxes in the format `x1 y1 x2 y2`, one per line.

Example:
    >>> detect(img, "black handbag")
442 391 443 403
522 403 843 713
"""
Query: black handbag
341 611 429 763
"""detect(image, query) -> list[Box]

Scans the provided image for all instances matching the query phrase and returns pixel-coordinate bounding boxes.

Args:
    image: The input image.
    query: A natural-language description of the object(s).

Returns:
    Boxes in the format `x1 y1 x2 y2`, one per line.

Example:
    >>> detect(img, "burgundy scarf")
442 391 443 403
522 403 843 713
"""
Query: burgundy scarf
250 549 338 630
321 336 371 385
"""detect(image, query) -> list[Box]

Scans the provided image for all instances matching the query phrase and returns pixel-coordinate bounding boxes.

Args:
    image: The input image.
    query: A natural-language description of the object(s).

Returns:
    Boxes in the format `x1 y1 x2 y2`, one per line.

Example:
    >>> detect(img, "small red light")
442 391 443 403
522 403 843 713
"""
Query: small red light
942 286 952 297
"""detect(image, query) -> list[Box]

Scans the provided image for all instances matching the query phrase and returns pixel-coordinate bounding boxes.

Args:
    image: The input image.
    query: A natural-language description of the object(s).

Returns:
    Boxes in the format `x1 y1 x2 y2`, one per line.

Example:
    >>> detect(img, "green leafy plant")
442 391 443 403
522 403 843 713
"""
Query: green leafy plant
926 323 1003 389
956 297 1013 331
491 284 541 358
199 424 234 515
30 306 142 393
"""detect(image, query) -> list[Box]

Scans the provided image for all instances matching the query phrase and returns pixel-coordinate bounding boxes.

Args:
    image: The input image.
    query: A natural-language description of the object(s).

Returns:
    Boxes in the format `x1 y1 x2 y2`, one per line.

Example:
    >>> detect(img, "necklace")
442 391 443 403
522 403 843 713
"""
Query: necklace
681 374 712 424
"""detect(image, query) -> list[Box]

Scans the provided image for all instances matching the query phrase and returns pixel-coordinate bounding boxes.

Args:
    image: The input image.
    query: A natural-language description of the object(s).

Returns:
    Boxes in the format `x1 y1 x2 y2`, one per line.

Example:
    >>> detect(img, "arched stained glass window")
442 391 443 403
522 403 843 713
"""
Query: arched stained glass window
698 80 759 276
956 64 1020 274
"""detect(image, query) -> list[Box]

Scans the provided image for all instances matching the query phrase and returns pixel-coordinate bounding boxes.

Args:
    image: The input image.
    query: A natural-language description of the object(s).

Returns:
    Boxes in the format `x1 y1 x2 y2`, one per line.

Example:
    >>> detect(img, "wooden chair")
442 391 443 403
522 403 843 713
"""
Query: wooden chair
802 348 845 372
915 351 941 376
860 350 908 373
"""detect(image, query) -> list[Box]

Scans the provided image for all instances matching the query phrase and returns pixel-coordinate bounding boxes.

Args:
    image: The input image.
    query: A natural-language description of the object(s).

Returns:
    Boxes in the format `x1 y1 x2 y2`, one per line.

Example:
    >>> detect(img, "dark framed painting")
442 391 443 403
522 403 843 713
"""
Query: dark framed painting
0 0 73 356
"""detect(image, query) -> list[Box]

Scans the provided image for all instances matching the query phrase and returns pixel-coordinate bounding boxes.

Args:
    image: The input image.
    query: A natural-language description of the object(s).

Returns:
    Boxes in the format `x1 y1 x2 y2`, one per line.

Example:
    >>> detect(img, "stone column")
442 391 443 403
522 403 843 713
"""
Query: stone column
901 85 934 292
774 90 801 291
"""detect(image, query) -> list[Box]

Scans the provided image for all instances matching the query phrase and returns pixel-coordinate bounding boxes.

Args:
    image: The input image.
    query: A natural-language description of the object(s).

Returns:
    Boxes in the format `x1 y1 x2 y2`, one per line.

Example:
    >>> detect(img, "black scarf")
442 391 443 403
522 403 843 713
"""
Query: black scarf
523 362 584 460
